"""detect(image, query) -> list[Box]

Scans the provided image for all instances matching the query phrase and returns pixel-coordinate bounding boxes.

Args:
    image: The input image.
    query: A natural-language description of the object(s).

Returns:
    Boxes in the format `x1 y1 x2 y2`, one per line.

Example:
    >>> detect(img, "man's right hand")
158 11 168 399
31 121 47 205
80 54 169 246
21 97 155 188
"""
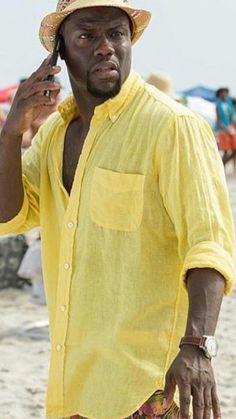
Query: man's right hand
3 58 61 139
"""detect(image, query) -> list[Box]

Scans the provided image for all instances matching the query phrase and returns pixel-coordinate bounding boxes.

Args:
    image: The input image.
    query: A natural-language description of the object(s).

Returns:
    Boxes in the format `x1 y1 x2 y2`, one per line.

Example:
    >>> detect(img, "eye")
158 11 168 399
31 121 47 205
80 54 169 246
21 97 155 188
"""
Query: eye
111 31 124 39
78 33 95 40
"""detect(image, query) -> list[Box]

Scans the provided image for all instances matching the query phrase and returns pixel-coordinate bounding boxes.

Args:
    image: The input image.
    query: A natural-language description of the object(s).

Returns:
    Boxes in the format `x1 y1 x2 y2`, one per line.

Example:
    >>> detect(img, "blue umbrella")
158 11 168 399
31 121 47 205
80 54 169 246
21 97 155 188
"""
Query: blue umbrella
181 86 216 102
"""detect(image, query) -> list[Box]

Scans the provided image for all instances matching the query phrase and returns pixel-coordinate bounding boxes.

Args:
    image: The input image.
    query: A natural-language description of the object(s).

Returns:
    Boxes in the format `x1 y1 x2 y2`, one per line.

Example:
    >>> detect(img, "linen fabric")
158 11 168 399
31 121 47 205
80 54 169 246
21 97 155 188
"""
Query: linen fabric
64 389 180 418
0 71 235 419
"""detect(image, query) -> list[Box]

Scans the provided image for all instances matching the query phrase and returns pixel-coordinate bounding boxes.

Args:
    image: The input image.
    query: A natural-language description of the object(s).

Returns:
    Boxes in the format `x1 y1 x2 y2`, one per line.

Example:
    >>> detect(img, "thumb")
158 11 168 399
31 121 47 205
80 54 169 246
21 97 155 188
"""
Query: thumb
163 372 176 409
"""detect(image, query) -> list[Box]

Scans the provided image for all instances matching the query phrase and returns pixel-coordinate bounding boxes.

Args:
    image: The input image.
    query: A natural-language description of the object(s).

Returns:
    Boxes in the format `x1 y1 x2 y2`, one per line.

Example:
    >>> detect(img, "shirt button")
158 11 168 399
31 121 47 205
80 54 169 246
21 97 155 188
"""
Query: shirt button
60 305 67 312
64 262 70 270
67 221 74 229
56 344 62 352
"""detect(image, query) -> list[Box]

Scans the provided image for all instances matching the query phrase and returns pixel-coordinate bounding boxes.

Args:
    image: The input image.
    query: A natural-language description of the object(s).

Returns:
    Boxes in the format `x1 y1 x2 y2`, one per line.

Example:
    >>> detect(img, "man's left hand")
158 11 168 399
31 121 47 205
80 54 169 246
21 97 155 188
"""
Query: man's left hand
163 345 221 419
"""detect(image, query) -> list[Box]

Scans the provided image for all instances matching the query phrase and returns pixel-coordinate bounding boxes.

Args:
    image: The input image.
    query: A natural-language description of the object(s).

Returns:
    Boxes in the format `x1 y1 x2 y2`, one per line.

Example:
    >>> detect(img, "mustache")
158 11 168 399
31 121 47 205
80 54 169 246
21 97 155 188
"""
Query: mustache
89 59 120 74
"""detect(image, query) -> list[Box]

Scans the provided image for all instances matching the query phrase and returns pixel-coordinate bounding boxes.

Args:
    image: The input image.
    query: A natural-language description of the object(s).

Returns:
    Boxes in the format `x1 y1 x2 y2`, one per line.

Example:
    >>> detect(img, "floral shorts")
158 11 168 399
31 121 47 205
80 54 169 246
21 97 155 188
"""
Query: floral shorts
65 390 180 419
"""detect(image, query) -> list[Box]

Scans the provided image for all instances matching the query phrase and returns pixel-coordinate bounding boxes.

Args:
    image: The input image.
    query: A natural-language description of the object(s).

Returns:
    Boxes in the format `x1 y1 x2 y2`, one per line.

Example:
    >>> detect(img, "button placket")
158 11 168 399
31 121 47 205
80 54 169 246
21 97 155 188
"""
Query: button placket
54 244 73 349
52 127 99 403
56 212 77 347
57 124 100 343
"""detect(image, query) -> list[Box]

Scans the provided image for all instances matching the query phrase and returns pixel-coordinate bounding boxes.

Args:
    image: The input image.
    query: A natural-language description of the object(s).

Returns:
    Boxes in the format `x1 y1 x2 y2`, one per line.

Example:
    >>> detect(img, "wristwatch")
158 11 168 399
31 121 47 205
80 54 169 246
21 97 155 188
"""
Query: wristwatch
179 336 218 359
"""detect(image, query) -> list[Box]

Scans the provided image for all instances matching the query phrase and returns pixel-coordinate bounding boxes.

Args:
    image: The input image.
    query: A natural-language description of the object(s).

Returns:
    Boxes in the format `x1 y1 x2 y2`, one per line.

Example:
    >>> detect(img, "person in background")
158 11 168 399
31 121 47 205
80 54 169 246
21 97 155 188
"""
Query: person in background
0 1 235 419
146 71 181 102
215 87 236 165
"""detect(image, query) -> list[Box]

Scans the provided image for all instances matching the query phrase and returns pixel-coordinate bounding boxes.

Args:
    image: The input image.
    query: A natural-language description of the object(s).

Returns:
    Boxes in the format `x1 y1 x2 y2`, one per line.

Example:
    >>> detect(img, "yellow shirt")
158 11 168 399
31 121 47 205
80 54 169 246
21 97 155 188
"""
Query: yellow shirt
0 71 235 419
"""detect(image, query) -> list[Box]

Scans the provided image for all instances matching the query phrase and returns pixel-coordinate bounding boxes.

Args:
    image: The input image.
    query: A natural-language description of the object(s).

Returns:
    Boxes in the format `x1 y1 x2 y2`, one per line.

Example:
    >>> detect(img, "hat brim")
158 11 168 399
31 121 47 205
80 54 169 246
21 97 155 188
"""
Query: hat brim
39 0 152 52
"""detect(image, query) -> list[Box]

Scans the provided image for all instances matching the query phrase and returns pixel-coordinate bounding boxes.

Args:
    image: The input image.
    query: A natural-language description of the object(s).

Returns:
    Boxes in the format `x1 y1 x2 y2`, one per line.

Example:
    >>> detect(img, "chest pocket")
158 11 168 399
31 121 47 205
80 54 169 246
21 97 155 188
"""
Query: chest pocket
90 167 145 232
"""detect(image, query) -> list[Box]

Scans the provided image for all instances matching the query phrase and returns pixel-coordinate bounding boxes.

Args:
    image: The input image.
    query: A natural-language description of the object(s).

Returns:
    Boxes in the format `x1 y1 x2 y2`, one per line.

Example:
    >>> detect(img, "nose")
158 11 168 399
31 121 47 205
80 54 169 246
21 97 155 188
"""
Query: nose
94 34 115 57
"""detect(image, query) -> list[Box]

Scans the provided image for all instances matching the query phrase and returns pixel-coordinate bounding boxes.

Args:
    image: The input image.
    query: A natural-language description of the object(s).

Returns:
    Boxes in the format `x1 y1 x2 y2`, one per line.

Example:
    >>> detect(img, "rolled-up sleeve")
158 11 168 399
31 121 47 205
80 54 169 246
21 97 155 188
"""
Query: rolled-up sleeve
157 112 236 295
0 128 42 236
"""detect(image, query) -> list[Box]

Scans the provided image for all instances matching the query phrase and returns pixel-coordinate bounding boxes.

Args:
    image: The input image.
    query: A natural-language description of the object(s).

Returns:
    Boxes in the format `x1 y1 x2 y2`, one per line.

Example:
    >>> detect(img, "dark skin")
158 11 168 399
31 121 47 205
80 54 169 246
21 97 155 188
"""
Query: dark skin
0 7 224 419
164 269 224 419
63 119 89 193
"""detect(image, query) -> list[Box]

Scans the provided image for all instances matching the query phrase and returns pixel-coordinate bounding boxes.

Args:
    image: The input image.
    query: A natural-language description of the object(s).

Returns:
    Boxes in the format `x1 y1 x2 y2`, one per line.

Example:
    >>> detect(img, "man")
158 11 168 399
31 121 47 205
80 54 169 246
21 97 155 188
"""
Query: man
0 1 235 418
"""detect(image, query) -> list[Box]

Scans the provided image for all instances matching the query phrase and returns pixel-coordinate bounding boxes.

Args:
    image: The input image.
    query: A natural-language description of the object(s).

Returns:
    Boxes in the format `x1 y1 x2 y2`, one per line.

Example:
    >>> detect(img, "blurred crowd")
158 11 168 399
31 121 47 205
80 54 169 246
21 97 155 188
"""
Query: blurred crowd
145 72 236 167
0 72 236 297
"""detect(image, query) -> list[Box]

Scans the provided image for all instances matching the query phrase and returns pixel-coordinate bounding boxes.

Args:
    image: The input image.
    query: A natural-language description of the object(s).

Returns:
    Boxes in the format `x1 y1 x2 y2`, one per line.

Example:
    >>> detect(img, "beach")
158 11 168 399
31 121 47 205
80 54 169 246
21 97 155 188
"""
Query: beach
0 173 235 419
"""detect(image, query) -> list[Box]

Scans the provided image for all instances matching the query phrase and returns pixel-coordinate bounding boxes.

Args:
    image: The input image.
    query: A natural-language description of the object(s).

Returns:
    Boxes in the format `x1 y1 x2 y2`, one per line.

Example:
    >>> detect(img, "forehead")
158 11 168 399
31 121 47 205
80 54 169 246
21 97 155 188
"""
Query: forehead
61 6 130 31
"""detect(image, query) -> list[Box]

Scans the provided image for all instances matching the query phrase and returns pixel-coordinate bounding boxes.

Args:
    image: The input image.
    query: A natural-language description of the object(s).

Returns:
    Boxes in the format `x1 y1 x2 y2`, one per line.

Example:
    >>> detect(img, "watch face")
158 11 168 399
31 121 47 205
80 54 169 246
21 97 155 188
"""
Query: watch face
205 337 218 357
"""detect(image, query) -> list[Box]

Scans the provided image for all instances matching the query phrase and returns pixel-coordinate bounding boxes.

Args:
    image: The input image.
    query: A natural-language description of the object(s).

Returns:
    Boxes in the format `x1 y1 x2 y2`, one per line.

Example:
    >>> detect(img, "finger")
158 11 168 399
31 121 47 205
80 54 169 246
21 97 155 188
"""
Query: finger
178 384 191 419
21 81 61 99
17 58 52 90
211 386 221 419
192 386 204 419
39 55 53 69
16 66 61 100
22 95 56 110
203 387 212 419
28 65 61 85
163 372 176 408
35 54 59 73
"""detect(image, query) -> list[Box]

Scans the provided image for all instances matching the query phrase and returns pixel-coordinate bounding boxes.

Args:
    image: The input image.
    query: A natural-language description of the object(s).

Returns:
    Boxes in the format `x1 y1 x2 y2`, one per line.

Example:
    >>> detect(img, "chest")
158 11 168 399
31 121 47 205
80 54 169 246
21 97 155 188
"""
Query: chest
62 119 89 194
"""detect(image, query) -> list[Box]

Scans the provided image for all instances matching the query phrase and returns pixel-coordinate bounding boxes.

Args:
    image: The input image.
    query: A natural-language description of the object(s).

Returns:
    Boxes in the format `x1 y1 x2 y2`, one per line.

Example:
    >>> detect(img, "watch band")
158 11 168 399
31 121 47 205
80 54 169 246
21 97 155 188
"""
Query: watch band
179 336 218 359
179 336 207 348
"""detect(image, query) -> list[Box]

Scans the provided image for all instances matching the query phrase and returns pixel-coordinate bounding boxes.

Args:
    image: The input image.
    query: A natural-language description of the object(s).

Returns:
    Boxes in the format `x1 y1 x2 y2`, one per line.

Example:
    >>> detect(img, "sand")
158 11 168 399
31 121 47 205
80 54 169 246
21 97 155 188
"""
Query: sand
0 173 236 419
0 289 50 419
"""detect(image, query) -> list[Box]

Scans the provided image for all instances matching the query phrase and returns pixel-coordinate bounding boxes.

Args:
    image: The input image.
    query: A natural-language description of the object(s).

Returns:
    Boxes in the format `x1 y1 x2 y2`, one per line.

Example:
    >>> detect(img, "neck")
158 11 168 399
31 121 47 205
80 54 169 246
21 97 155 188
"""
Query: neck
70 80 108 125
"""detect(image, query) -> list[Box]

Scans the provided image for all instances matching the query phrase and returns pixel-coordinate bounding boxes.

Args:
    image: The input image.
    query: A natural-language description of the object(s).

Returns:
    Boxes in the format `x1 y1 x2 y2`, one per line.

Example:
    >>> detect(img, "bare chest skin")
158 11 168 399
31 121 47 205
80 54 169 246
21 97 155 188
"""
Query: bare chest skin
63 118 89 194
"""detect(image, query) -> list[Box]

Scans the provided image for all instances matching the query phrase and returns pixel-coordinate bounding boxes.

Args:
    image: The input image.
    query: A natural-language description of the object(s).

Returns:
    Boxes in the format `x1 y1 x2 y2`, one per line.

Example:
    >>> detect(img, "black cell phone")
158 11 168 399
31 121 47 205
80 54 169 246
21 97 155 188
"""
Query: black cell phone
44 36 61 97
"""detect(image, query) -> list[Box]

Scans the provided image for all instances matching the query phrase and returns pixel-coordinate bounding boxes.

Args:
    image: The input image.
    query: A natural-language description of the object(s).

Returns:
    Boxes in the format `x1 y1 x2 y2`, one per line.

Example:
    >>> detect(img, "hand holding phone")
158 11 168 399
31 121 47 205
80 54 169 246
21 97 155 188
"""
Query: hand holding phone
3 51 61 138
44 36 61 97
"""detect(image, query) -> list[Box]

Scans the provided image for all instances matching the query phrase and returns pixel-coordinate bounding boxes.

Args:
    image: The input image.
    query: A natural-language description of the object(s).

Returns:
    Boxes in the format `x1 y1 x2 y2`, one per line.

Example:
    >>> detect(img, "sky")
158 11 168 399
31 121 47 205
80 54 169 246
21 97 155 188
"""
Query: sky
0 0 236 95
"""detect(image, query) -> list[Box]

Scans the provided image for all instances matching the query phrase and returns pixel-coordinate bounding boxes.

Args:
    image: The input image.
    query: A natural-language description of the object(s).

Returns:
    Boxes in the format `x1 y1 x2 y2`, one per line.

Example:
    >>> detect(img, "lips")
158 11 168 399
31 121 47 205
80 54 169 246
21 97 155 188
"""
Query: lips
92 61 118 73
91 61 119 80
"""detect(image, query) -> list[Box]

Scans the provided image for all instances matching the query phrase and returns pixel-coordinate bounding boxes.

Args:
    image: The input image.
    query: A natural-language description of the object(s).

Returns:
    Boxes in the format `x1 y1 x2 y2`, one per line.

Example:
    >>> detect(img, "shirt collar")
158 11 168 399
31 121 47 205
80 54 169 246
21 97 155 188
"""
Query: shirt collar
57 71 141 124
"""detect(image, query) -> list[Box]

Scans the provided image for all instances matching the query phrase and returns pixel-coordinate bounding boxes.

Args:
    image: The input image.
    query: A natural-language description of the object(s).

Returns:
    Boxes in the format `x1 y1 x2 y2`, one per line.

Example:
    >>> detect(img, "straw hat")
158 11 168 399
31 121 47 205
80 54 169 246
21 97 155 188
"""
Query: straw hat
146 72 181 101
147 73 174 96
39 0 152 52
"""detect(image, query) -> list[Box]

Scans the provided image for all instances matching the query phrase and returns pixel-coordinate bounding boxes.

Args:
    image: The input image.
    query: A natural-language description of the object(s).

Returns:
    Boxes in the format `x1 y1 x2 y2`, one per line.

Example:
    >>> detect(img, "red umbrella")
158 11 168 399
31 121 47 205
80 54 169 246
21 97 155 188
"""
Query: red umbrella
0 84 18 103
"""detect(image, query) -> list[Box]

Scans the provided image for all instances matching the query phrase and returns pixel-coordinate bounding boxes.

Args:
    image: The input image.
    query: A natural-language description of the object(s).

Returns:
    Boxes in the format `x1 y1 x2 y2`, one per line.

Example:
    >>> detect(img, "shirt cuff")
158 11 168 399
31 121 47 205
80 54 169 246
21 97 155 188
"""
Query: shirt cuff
181 241 235 295
0 192 29 236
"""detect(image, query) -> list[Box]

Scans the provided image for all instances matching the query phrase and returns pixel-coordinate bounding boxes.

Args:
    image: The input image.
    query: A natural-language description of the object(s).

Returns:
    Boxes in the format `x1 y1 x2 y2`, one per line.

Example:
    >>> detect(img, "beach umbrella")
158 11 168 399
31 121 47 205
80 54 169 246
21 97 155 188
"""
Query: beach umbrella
181 86 216 103
0 84 18 103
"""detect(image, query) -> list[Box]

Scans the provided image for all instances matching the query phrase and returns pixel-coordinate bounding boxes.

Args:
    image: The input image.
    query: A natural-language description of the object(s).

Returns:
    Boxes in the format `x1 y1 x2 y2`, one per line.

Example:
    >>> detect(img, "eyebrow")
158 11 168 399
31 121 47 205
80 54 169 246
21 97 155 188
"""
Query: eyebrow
76 23 129 30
